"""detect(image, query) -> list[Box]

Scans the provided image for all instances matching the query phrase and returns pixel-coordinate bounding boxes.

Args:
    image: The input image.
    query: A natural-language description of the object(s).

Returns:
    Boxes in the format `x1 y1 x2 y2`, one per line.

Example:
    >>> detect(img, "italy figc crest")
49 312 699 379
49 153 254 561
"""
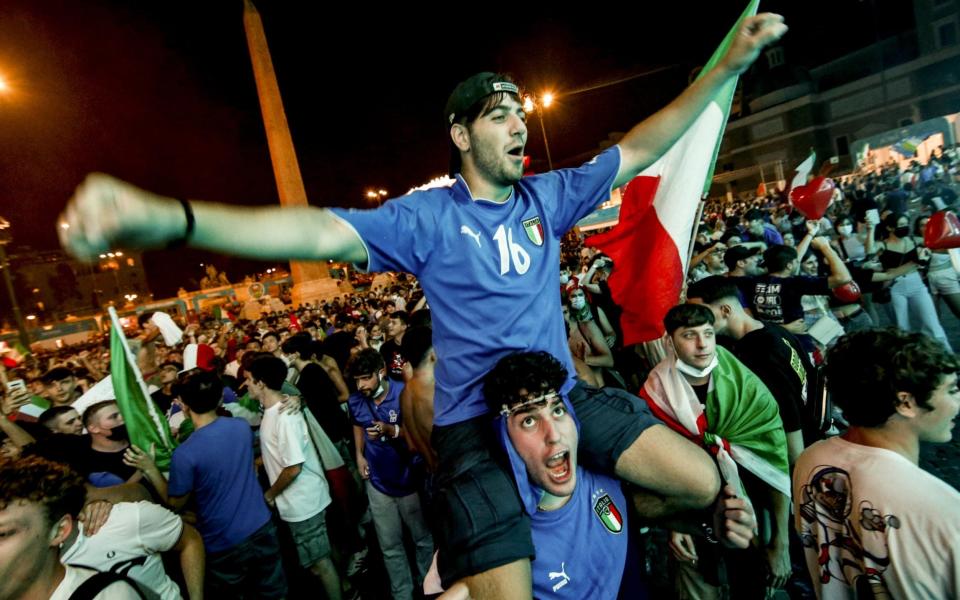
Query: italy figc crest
593 493 623 534
522 216 544 246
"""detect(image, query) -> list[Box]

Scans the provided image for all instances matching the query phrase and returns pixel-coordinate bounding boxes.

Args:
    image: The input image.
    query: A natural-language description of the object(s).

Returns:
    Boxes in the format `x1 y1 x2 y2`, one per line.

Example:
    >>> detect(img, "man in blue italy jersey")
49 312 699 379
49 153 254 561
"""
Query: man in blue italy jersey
432 351 755 599
58 13 785 598
483 350 643 599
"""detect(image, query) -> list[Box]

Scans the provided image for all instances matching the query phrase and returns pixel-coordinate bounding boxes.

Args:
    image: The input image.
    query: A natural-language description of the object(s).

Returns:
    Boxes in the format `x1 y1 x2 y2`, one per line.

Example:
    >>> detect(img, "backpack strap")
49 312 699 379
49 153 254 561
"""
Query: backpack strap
68 570 146 600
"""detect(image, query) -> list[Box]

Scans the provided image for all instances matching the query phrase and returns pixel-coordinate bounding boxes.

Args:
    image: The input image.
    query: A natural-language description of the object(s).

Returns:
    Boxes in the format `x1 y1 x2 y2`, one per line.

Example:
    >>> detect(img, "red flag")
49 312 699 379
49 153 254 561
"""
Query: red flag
587 176 682 345
584 0 757 345
289 312 302 332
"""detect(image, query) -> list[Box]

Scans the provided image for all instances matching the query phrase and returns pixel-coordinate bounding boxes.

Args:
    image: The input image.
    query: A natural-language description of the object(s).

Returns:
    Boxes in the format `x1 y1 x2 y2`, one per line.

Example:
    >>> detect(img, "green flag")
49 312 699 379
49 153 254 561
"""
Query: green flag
108 307 176 470
696 0 760 195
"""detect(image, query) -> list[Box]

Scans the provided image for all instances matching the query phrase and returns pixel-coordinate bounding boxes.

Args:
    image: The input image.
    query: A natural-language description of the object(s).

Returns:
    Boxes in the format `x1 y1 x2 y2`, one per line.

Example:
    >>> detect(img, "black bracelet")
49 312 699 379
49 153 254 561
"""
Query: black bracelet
166 198 195 249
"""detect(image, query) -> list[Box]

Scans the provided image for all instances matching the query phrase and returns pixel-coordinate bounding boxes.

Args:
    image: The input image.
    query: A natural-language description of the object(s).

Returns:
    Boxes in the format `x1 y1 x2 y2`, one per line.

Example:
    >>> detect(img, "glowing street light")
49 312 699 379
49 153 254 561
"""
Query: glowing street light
523 91 556 171
0 75 8 94
366 189 388 206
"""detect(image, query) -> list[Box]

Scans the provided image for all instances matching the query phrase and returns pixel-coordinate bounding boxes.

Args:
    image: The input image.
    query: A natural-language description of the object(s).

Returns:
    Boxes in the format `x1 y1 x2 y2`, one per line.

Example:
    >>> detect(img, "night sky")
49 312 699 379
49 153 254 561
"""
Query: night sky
0 0 914 297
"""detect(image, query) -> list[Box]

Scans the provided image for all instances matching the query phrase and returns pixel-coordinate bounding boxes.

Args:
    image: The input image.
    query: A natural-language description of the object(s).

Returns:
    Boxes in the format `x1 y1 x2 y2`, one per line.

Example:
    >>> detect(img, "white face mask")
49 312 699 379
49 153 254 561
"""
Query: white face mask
838 224 854 236
570 297 586 311
675 355 719 379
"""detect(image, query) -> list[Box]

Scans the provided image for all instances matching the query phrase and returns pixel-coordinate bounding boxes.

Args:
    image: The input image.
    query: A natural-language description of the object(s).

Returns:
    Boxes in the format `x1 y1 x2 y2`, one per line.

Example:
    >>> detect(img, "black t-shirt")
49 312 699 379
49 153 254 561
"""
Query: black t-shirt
82 443 138 482
691 382 709 407
728 323 815 442
150 389 175 413
379 339 406 381
732 275 831 325
296 363 350 444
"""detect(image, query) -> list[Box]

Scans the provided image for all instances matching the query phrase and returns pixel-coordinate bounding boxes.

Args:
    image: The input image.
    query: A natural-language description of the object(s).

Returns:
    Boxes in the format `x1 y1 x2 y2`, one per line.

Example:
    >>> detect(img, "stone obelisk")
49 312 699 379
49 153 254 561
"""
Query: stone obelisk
242 0 340 305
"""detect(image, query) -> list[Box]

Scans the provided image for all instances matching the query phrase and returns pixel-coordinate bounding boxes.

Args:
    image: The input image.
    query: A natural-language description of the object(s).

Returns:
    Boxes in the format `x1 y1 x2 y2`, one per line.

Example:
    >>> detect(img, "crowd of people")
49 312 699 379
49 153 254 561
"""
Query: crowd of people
2 11 959 600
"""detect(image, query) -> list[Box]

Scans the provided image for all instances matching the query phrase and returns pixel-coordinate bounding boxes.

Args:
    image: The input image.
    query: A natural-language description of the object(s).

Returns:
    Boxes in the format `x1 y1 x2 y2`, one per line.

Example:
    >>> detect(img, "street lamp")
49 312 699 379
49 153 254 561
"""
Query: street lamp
365 189 388 206
0 217 31 348
523 92 555 171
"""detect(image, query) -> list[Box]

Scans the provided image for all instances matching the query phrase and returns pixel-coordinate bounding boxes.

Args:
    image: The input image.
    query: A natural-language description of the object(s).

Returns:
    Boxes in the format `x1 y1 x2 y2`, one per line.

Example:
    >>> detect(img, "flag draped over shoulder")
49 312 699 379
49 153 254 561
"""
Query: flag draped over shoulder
641 346 790 499
585 0 758 346
108 307 176 470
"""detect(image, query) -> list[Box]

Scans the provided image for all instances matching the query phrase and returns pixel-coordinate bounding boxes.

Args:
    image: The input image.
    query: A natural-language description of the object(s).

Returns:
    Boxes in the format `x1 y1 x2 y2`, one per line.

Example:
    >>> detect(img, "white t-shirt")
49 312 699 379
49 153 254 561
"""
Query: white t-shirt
60 502 183 600
793 436 960 599
50 565 143 600
259 403 331 522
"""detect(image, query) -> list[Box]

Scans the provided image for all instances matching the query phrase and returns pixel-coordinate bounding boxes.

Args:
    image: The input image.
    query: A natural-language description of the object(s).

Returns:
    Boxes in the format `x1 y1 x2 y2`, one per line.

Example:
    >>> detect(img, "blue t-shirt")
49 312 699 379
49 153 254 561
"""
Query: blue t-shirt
530 468 631 599
332 147 621 426
347 381 418 497
167 416 271 553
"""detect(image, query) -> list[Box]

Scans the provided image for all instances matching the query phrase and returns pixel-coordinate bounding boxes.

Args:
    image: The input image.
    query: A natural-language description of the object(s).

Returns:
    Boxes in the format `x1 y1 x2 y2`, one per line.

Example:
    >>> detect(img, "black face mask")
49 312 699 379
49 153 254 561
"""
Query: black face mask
894 226 910 238
106 424 129 441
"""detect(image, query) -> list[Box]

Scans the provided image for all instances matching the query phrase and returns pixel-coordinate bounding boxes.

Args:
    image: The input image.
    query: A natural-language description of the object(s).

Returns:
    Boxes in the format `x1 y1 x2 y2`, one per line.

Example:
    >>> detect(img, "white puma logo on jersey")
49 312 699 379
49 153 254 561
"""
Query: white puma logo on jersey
460 225 482 248
549 562 570 592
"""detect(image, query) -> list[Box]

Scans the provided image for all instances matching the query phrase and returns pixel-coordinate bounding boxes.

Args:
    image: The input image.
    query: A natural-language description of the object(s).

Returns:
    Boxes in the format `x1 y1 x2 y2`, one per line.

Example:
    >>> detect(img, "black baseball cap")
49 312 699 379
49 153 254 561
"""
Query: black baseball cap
42 366 75 384
723 245 761 272
445 72 520 126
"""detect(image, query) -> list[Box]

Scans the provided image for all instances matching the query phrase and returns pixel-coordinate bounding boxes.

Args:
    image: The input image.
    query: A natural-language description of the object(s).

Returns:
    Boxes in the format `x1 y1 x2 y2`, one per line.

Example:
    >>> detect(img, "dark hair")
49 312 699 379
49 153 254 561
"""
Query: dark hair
39 406 77 429
663 304 715 335
401 326 433 370
448 74 521 175
389 311 409 326
801 250 821 274
261 330 280 344
744 208 764 222
456 88 520 128
160 359 184 373
686 276 742 306
174 370 224 414
248 354 288 392
0 455 86 522
281 332 315 361
42 366 74 384
883 211 906 231
763 244 798 273
322 331 360 373
483 351 568 413
826 329 960 427
82 400 117 428
346 348 385 379
409 309 432 329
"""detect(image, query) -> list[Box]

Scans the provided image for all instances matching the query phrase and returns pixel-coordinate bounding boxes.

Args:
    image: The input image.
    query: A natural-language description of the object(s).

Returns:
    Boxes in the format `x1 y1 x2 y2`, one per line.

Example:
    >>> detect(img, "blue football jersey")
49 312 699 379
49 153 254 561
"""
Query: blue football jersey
530 467 629 599
331 146 621 426
347 381 418 497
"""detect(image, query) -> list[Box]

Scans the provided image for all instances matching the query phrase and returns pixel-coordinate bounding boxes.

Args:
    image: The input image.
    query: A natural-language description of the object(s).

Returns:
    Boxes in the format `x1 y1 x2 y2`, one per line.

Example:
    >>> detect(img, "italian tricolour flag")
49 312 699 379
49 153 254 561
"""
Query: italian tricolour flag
586 0 758 346
108 307 176 470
